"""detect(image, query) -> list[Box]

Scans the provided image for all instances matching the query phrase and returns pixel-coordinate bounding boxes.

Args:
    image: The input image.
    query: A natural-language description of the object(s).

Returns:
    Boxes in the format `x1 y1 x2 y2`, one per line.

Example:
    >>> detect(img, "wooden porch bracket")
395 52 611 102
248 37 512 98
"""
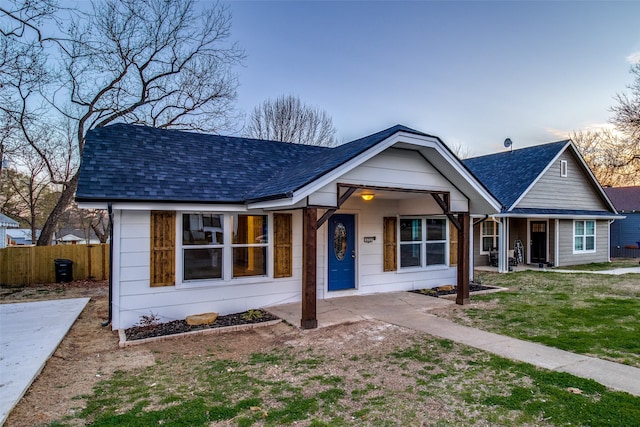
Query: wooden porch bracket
301 207 318 329
456 212 470 305
430 193 462 231
317 186 357 228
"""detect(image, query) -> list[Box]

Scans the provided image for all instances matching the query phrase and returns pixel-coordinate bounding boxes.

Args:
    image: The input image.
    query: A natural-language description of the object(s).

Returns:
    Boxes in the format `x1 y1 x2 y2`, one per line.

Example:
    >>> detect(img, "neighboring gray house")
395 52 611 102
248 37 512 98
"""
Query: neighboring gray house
464 140 621 271
0 214 19 248
603 186 640 253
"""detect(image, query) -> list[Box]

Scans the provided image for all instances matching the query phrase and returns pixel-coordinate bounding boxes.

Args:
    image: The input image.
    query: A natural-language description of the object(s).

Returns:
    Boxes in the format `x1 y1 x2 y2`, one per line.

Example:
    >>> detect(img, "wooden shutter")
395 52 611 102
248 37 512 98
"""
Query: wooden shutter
383 217 397 272
150 211 176 287
449 220 458 266
273 213 292 278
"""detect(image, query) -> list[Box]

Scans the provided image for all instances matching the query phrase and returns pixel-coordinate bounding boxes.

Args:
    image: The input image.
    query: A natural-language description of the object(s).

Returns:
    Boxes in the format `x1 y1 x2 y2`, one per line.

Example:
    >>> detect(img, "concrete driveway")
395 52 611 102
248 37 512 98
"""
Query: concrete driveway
0 298 89 426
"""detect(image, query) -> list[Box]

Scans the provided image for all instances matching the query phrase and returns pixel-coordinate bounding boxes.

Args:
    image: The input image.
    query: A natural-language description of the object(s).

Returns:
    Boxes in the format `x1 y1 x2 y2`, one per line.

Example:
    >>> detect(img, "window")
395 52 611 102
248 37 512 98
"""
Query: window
481 221 499 254
399 217 447 268
180 213 268 281
232 214 268 277
182 213 224 280
574 220 595 253
560 160 568 177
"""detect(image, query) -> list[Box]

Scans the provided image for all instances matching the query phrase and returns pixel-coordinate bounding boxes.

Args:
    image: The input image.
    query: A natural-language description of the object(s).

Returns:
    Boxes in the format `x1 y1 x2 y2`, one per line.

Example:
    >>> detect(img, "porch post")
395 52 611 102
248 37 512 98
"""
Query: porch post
456 212 470 305
301 207 318 329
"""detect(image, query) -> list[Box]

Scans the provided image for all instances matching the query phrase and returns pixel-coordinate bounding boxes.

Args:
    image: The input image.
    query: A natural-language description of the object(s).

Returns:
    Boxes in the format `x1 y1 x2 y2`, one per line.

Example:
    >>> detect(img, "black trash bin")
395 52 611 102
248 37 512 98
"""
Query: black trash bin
54 259 73 283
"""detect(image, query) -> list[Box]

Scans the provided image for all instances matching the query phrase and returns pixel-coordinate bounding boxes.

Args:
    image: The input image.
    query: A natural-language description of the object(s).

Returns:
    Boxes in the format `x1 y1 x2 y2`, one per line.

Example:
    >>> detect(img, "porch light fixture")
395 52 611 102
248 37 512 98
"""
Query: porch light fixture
361 194 374 201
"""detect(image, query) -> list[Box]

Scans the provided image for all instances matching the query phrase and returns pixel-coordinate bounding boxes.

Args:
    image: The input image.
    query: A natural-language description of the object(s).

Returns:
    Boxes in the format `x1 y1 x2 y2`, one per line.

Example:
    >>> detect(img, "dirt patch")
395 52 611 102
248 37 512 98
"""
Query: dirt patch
1 281 423 426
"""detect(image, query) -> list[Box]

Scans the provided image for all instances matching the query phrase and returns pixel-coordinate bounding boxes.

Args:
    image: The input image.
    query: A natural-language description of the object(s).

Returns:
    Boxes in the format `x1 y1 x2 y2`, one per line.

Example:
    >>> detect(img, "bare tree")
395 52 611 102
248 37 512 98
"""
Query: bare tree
611 63 640 144
447 141 473 160
570 128 640 187
0 146 59 243
1 0 244 245
246 95 337 146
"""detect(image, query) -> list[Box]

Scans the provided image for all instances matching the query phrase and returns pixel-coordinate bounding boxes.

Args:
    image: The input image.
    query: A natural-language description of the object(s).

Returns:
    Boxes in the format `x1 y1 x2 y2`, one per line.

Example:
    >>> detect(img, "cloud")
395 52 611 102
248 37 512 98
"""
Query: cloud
626 51 640 64
545 123 619 139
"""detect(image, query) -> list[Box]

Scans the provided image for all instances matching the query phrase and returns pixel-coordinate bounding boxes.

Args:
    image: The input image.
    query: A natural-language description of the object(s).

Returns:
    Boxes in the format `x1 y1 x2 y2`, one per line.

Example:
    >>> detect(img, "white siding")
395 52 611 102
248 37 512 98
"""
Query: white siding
516 150 608 211
113 197 459 329
309 148 469 212
557 219 609 266
113 209 305 329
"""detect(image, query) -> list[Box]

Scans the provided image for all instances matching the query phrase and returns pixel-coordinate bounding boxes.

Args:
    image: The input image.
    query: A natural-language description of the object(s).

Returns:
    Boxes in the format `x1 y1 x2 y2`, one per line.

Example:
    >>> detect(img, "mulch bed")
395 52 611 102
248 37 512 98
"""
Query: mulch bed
124 309 279 341
409 283 496 298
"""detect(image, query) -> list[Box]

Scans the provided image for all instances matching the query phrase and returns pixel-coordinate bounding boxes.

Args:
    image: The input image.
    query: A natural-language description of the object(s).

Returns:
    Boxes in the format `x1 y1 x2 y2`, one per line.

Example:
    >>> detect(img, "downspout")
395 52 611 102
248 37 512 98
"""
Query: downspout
102 202 114 328
608 219 615 263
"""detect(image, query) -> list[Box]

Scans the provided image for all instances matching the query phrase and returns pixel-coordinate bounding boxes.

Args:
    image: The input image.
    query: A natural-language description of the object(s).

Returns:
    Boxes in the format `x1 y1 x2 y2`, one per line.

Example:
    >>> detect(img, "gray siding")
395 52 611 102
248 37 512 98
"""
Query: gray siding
473 225 489 267
516 150 608 211
557 219 609 266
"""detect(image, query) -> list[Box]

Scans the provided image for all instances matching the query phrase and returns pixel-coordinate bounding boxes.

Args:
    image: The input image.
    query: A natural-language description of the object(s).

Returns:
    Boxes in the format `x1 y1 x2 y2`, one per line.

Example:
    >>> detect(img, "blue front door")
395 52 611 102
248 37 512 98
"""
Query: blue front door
328 214 356 291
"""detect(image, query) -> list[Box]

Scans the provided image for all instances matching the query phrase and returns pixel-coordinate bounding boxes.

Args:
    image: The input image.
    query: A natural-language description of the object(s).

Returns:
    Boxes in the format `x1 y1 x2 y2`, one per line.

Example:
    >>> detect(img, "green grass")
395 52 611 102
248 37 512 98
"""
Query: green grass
48 330 640 427
556 258 639 271
462 271 640 367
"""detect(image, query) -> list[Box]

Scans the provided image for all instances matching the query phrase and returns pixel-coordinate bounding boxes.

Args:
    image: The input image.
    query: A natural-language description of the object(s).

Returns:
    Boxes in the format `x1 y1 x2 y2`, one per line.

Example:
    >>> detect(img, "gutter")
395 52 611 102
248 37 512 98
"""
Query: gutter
102 202 114 328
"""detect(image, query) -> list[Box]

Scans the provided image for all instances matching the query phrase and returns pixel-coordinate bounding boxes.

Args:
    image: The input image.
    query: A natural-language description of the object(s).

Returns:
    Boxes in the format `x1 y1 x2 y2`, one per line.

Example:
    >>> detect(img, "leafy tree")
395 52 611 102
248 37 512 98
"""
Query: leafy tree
245 94 337 146
1 0 244 245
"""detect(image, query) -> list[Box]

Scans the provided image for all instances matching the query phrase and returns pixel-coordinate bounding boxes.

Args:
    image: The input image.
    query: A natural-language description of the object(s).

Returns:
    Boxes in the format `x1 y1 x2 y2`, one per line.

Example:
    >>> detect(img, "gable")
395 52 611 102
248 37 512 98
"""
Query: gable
515 148 609 211
463 141 567 209
308 148 469 211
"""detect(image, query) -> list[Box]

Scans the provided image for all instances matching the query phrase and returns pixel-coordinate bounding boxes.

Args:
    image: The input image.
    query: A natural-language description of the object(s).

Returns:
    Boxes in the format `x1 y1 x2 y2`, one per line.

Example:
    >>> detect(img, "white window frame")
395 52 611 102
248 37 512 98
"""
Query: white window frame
480 220 500 255
573 220 596 254
176 212 271 287
398 216 449 270
560 160 568 177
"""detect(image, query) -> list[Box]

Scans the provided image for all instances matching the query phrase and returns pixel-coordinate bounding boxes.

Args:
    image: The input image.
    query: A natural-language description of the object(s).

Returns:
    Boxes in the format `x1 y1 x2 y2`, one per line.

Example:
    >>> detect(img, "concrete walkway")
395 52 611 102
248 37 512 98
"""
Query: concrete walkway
0 298 90 426
268 292 640 396
476 265 640 275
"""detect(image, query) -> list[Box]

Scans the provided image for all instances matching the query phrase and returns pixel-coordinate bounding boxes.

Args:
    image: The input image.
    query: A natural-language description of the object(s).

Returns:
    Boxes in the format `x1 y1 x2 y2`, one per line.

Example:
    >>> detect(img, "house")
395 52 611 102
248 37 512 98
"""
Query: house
0 214 19 248
55 228 102 245
6 228 39 246
76 124 500 330
603 186 640 255
463 141 621 272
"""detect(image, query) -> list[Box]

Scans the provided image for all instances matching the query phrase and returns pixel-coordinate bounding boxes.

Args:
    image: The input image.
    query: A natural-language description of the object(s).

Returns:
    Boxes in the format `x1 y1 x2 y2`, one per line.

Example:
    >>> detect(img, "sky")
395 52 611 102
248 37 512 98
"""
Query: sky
226 1 640 156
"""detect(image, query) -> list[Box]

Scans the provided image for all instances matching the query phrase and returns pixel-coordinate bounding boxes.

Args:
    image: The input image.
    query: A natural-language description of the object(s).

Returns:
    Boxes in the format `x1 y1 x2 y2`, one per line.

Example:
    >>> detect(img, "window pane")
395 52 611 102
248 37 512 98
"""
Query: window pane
426 242 445 265
482 237 494 252
233 215 268 244
233 247 266 277
482 221 494 235
183 248 222 280
426 218 446 241
400 244 421 267
400 219 421 242
183 214 223 245
575 221 584 235
586 236 595 251
585 221 595 235
574 237 583 251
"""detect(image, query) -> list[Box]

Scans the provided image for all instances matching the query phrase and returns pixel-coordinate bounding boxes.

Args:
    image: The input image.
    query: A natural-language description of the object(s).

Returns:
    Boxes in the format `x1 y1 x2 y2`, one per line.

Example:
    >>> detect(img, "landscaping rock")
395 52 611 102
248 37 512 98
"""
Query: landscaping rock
186 312 218 326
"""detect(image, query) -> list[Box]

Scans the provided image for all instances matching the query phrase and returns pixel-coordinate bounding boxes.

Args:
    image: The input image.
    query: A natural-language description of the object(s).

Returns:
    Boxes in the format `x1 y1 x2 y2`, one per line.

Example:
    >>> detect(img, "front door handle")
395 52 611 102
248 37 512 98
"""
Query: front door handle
352 250 356 259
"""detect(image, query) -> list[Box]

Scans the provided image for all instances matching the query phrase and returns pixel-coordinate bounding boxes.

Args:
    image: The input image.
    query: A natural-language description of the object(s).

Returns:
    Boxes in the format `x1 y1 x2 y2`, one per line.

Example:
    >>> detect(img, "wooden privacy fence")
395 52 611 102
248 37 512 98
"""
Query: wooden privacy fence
0 244 110 285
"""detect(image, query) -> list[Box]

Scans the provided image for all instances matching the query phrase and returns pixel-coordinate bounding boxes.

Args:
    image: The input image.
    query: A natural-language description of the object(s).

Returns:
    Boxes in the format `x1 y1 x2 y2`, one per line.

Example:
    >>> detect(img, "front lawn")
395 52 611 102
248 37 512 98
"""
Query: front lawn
458 271 640 367
555 258 639 271
53 326 640 427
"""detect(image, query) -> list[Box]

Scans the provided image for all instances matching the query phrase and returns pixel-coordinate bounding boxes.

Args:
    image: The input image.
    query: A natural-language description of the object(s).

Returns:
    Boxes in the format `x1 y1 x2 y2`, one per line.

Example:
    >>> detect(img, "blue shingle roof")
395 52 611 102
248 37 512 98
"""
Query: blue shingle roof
76 123 430 203
463 141 569 210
